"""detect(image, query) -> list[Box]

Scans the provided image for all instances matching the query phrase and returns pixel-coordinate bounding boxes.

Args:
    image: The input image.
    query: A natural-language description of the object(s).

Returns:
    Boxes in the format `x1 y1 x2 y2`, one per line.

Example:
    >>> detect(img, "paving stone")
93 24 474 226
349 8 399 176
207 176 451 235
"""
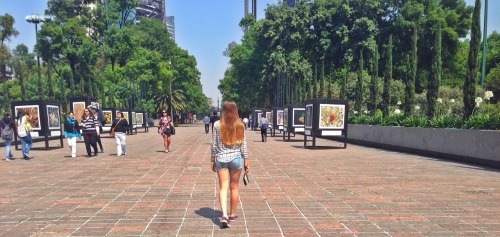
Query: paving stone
0 121 499 236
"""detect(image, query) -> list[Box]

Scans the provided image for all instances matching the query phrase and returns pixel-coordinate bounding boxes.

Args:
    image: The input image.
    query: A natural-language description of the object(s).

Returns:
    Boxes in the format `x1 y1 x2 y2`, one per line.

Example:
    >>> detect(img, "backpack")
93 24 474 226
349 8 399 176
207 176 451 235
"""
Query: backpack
1 123 14 140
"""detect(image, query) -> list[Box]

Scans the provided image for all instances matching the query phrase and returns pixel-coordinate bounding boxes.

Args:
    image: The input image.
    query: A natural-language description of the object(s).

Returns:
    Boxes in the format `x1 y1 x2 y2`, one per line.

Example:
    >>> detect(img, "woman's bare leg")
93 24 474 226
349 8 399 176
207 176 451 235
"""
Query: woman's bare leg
229 168 242 216
217 168 230 217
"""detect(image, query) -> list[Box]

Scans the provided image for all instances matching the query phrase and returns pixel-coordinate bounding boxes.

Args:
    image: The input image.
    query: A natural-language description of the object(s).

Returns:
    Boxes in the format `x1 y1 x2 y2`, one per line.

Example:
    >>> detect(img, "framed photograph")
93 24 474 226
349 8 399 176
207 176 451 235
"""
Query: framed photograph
257 112 262 126
122 111 129 121
293 108 306 127
14 105 41 130
319 104 345 129
266 112 271 125
283 108 288 127
72 102 86 123
132 112 137 124
136 113 144 125
46 105 61 129
305 104 313 128
103 110 113 125
277 110 284 126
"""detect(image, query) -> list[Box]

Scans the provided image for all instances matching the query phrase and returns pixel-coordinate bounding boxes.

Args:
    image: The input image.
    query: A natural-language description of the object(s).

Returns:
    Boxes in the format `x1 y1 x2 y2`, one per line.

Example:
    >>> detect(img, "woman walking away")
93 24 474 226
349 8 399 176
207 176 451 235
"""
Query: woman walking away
63 112 81 158
158 109 174 153
0 112 15 161
111 111 129 156
211 101 249 229
80 109 99 157
15 110 33 160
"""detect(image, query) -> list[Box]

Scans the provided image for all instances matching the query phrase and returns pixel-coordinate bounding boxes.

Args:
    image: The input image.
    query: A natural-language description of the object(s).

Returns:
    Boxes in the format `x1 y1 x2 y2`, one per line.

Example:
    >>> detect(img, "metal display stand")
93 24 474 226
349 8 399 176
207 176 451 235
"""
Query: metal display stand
282 105 306 141
11 100 64 150
271 107 284 137
303 99 349 149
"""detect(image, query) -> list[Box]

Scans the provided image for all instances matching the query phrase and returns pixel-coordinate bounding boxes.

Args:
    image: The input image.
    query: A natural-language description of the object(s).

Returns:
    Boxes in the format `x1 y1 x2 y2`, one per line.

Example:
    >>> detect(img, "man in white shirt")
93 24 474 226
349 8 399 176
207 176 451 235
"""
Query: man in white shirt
243 117 249 130
203 114 210 134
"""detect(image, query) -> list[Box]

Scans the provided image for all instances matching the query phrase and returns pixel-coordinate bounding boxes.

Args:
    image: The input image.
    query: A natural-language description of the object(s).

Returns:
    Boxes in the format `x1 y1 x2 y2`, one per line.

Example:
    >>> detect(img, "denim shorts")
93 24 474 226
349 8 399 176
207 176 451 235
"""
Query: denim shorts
215 155 243 171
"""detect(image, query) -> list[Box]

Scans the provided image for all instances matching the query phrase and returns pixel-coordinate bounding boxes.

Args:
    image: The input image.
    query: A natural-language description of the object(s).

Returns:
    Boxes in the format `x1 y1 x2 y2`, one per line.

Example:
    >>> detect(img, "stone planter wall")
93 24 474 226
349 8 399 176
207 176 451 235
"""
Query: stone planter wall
347 124 500 168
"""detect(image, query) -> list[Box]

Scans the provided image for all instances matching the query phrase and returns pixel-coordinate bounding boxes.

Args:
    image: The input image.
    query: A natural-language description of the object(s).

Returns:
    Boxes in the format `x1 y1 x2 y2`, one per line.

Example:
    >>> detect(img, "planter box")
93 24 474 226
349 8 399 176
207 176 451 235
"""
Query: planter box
347 124 500 168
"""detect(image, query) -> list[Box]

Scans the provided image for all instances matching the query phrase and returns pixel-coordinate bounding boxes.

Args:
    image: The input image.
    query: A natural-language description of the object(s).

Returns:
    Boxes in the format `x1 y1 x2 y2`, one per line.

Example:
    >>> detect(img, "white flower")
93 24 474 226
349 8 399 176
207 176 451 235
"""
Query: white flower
448 108 452 114
450 99 455 103
397 101 402 105
484 91 494 100
415 105 420 111
476 102 481 108
437 98 443 103
354 111 358 114
363 110 368 114
394 109 401 115
475 97 483 104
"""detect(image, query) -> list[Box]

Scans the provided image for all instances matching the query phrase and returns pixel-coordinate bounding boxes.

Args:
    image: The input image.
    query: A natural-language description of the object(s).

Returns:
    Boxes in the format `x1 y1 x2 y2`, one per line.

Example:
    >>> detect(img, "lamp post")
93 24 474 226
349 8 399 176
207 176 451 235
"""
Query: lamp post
26 13 45 99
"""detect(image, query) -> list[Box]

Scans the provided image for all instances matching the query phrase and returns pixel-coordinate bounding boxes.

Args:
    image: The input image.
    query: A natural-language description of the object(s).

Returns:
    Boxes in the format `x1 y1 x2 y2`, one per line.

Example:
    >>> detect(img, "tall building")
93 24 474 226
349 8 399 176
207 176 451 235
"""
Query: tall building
136 0 165 24
166 16 175 41
287 0 296 7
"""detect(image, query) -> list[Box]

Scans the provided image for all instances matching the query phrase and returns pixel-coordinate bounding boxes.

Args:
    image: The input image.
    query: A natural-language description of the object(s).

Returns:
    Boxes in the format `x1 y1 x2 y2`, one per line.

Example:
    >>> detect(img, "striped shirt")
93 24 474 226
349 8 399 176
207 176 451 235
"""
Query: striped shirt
81 116 98 134
211 121 248 162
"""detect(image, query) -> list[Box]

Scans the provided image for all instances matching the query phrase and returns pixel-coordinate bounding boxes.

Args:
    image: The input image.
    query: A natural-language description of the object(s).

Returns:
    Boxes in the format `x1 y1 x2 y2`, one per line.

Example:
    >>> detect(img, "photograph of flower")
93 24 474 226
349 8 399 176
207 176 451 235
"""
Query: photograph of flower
72 102 86 123
47 105 61 129
283 109 288 127
293 108 306 127
136 113 144 125
277 110 284 126
15 105 41 130
103 111 113 125
305 104 313 128
319 104 345 129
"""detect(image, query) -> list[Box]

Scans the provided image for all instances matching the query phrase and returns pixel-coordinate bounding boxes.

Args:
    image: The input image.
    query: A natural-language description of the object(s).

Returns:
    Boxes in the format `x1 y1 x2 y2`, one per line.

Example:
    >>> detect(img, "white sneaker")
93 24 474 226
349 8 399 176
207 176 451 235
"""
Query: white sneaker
71 154 76 158
117 154 122 157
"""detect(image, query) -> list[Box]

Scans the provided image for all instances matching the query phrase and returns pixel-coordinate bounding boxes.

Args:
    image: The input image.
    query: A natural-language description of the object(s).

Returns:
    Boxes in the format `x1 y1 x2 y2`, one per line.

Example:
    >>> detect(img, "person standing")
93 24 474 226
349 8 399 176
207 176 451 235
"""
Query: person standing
0 112 15 161
15 110 33 160
63 112 81 158
210 111 220 133
260 114 269 142
211 101 249 229
158 110 174 153
249 117 253 130
80 109 99 157
203 114 210 134
111 111 129 156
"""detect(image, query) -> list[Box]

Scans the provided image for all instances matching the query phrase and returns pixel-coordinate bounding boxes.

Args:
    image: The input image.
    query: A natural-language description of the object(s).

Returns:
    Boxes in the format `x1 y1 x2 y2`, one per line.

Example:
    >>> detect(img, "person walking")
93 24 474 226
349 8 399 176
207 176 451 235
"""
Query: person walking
90 106 104 153
242 117 248 130
80 109 99 157
111 111 129 156
158 109 174 153
63 112 81 158
249 117 253 130
260 114 269 142
210 111 219 133
211 101 249 229
15 110 33 160
203 114 210 134
0 112 15 161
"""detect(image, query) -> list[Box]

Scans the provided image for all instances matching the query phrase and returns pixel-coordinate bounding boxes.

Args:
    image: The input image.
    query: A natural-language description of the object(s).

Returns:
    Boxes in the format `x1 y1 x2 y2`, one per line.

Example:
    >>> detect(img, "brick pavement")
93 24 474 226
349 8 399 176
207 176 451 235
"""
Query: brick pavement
0 122 499 237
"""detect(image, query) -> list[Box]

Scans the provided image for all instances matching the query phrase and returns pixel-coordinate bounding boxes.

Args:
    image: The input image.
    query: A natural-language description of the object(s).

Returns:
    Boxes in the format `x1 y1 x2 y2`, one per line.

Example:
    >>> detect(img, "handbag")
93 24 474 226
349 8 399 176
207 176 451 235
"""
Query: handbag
261 123 268 130
163 127 172 135
110 127 115 137
171 125 176 135
243 173 249 186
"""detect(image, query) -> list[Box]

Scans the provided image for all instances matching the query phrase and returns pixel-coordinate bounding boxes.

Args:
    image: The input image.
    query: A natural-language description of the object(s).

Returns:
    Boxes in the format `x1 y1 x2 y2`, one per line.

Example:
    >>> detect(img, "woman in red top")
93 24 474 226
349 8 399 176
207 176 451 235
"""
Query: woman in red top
158 110 174 153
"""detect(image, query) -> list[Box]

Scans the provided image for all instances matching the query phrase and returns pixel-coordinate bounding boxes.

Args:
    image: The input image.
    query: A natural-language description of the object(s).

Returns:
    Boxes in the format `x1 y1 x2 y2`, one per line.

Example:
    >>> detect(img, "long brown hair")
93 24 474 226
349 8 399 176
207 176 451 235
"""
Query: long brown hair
219 101 244 145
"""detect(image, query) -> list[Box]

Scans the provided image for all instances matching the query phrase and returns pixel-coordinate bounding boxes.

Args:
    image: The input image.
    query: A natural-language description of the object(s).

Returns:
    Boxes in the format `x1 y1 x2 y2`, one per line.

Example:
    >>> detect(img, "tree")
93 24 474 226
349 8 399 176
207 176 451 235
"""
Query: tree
463 0 481 118
382 34 393 117
0 14 19 45
427 19 441 119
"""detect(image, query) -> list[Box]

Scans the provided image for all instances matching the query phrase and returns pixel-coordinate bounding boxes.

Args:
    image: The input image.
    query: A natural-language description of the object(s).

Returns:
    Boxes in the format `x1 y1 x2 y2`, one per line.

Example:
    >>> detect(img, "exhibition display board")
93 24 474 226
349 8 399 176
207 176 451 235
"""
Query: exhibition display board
282 104 305 141
303 99 349 148
11 100 64 149
271 107 284 137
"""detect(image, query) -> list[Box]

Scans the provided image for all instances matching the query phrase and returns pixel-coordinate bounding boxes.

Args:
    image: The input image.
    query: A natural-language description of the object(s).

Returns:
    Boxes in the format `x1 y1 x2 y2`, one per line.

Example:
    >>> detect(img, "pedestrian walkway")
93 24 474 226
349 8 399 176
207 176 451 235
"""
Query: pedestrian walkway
0 122 499 237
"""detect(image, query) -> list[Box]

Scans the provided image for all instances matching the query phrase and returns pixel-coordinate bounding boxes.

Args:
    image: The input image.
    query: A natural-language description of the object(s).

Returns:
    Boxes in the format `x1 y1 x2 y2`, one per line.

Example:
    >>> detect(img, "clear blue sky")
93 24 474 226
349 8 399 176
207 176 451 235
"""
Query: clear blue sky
1 0 498 105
